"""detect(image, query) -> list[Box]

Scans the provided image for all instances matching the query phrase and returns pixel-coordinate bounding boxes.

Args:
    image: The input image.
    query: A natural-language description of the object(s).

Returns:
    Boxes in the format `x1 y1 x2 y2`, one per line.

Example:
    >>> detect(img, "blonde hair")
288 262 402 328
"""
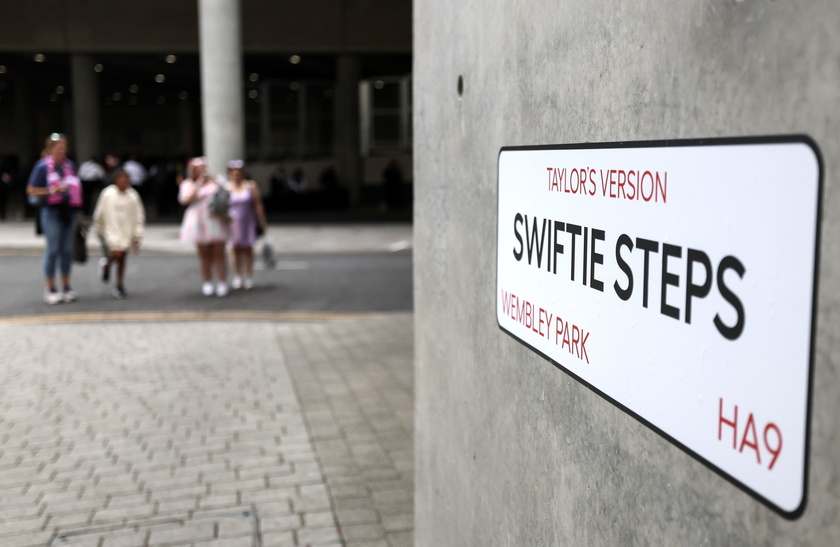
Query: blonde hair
40 133 67 158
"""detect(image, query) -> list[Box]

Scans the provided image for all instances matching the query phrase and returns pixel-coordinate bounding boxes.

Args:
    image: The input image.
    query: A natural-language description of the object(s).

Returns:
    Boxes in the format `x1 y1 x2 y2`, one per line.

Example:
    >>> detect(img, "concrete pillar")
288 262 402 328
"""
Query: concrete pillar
336 55 361 208
70 55 100 164
198 0 244 175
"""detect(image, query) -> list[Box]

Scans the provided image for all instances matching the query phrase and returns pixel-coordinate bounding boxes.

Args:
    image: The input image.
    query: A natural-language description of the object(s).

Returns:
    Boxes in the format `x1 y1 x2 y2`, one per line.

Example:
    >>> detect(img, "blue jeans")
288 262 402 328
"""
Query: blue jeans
41 207 78 280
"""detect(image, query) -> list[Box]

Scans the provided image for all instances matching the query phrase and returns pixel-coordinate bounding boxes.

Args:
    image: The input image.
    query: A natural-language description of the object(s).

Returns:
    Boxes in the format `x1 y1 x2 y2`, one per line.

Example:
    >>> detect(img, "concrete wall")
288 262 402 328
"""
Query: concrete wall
414 1 840 545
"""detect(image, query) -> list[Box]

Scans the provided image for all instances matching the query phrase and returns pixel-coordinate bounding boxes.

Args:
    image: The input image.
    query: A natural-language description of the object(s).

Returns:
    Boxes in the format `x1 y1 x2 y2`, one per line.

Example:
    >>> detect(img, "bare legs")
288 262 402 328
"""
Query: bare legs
197 241 227 295
232 246 254 278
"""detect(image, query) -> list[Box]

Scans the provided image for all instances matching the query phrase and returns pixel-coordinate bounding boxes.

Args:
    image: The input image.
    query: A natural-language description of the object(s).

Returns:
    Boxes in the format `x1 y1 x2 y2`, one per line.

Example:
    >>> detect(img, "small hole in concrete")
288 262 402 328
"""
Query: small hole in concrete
457 75 463 97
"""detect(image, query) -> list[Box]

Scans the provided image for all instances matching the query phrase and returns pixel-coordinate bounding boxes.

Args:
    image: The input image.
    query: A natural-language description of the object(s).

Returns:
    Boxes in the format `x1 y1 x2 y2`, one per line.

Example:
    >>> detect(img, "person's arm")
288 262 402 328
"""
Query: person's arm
250 181 267 230
92 189 106 237
26 162 51 197
178 179 201 205
133 191 145 244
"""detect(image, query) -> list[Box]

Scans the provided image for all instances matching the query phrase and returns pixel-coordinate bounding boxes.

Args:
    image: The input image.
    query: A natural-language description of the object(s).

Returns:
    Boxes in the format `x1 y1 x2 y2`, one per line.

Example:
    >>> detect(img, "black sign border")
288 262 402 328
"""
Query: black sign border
495 135 823 520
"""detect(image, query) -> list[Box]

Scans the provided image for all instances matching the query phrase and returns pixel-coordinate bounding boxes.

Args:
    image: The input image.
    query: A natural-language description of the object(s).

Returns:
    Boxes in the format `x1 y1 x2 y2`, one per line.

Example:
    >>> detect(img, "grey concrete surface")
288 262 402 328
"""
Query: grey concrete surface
0 222 413 256
0 314 414 547
414 1 840 545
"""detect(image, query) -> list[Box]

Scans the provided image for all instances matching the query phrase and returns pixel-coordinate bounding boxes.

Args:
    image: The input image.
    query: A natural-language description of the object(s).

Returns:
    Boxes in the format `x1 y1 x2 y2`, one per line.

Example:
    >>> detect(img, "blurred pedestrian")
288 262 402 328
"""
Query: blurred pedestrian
26 133 84 304
178 157 230 297
123 153 148 204
78 156 106 215
92 168 145 299
104 153 121 175
226 160 267 290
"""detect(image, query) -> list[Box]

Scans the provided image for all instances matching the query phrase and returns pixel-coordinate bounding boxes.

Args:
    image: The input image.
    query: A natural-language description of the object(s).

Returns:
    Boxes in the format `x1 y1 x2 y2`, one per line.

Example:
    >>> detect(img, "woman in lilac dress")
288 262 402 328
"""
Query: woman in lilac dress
226 160 267 290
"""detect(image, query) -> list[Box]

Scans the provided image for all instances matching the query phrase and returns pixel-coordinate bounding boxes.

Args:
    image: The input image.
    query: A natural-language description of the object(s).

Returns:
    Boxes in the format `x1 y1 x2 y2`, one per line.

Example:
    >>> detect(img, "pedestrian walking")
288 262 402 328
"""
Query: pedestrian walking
92 168 145 299
226 160 267 290
26 133 84 304
178 157 231 297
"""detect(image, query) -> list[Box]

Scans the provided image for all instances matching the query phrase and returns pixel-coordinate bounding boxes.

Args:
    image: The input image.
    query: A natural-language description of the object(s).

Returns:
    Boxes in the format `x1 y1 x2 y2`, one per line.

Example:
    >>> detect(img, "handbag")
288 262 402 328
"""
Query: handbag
208 185 230 216
261 235 276 270
73 222 88 264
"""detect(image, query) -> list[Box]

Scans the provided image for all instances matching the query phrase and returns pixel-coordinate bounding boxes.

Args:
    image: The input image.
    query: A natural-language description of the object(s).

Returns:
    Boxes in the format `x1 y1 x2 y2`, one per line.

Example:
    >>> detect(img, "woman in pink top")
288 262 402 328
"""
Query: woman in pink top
178 157 231 296
226 160 267 290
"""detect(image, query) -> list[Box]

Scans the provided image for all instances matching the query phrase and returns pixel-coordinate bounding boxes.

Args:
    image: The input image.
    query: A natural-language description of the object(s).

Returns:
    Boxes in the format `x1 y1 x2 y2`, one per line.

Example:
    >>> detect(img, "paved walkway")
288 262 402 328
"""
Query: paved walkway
0 315 414 547
0 221 415 546
0 222 414 256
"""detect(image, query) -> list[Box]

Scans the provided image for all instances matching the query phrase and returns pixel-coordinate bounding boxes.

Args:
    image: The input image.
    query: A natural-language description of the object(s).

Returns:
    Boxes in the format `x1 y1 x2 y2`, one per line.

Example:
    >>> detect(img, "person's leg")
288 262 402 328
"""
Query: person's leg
232 247 244 277
113 250 126 287
40 208 59 293
212 241 228 296
212 242 227 282
197 244 214 295
197 244 212 281
242 247 255 289
243 247 254 277
58 211 78 297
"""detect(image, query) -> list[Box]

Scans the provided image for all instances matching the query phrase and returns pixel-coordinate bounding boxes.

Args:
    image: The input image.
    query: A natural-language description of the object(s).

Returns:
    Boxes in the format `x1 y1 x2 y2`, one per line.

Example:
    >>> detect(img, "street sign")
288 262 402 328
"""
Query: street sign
496 136 822 519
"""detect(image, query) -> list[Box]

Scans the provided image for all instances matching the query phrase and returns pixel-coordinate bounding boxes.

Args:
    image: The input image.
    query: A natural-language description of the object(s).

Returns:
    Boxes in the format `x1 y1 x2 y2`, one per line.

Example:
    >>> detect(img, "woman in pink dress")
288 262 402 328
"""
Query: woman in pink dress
178 157 231 296
226 160 267 290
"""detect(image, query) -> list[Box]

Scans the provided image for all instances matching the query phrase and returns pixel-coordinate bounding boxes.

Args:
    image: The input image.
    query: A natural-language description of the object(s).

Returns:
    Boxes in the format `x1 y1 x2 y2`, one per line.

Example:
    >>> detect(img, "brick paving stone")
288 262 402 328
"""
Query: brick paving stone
146 521 216 544
335 507 380 526
259 512 302 533
386 531 413 547
260 530 296 545
0 315 414 546
342 523 386 542
217 515 254 538
297 525 342 546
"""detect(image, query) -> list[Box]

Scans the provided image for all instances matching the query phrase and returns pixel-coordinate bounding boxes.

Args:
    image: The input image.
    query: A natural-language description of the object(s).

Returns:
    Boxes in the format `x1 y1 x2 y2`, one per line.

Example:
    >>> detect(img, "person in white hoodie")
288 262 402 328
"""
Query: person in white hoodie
92 168 145 299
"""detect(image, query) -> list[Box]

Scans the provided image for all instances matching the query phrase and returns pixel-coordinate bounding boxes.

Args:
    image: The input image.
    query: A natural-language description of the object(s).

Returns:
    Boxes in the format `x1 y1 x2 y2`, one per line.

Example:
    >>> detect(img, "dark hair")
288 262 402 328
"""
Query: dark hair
110 168 129 184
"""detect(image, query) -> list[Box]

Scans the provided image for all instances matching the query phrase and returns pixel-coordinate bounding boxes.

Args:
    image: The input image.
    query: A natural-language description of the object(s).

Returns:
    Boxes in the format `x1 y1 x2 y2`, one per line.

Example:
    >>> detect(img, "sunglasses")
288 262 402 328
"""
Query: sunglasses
49 132 66 141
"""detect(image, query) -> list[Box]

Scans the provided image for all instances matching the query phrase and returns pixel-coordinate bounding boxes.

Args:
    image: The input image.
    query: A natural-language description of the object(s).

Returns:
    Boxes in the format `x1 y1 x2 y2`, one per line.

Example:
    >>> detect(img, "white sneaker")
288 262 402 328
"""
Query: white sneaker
43 290 63 305
216 282 229 297
61 289 77 303
231 276 242 290
243 278 254 290
202 282 215 296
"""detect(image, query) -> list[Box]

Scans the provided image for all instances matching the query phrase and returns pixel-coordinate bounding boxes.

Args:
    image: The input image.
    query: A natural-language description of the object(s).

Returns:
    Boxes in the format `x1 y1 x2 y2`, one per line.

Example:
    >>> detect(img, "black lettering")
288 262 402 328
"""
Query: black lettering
635 237 660 309
660 243 681 320
552 221 565 274
513 213 524 261
589 229 605 292
525 216 549 267
614 234 634 301
714 256 746 340
566 224 582 281
685 248 712 325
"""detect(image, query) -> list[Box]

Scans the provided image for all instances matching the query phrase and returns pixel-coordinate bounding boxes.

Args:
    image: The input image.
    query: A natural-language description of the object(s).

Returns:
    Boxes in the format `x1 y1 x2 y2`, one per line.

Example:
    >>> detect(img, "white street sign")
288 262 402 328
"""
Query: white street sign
496 137 822 519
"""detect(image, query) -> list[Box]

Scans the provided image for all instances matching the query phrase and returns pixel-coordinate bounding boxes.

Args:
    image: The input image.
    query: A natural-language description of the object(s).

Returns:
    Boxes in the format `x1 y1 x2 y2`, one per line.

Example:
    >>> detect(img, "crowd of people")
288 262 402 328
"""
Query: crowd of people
25 133 268 304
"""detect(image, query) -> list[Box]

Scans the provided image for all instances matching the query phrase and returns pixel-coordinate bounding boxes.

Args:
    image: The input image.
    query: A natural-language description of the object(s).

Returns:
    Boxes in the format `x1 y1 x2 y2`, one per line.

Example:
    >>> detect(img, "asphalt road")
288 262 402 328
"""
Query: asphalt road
0 252 413 318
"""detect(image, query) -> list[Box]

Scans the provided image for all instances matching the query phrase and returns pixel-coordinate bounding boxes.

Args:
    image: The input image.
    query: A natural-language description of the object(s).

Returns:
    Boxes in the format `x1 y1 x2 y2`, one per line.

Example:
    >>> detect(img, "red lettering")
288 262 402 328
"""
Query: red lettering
739 413 761 464
617 170 627 199
719 398 782 471
579 331 589 364
719 398 738 449
764 423 783 470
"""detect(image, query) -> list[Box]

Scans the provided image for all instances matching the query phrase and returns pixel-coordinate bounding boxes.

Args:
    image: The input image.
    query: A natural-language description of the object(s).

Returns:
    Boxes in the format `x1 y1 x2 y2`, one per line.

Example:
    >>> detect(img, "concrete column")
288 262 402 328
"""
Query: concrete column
70 55 100 163
336 55 361 208
198 0 244 175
